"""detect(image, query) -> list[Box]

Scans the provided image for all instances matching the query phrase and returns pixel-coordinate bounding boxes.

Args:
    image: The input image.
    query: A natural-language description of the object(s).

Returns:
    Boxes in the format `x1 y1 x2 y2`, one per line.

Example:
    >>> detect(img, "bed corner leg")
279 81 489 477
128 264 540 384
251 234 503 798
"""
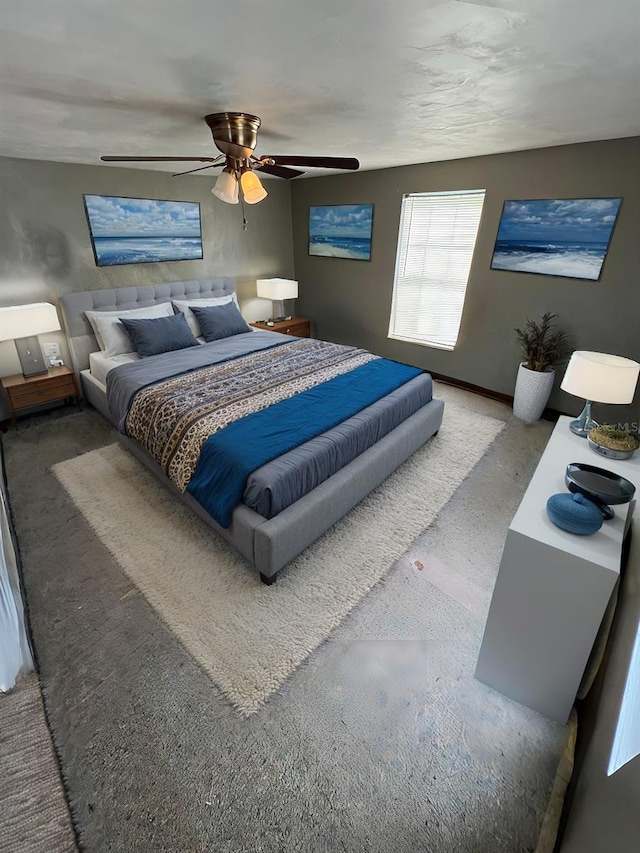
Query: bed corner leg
260 571 278 586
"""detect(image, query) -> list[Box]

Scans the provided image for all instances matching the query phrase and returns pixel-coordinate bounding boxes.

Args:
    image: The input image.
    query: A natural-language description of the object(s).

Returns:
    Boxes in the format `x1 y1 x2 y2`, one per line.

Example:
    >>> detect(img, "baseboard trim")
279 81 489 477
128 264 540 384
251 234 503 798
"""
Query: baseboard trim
430 371 565 422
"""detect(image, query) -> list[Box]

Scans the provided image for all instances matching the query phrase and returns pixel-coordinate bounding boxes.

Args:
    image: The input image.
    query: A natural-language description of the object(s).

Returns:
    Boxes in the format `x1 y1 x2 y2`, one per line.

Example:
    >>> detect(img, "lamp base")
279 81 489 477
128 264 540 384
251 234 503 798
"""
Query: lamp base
569 400 598 438
15 336 48 377
269 298 297 323
270 299 285 321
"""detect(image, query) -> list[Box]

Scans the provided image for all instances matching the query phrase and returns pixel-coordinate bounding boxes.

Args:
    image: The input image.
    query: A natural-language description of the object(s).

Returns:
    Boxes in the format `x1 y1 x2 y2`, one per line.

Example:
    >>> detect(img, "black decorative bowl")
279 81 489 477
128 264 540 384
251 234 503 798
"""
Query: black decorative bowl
565 462 636 520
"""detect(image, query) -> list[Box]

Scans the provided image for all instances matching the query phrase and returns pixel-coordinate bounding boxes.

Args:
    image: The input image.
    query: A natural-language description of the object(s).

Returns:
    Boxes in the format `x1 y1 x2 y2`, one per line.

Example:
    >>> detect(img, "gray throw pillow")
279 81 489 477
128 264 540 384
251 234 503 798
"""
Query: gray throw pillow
190 302 252 342
119 312 200 358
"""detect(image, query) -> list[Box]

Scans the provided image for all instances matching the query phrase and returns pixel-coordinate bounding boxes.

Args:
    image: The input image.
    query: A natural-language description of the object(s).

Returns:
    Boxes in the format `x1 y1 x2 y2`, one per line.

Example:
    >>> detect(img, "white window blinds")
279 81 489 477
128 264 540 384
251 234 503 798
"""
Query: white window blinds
388 190 486 350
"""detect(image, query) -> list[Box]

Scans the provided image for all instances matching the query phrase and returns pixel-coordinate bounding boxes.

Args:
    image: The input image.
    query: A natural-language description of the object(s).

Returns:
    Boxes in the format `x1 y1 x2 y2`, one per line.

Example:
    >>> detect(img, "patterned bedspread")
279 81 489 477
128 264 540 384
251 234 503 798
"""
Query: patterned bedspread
125 338 376 493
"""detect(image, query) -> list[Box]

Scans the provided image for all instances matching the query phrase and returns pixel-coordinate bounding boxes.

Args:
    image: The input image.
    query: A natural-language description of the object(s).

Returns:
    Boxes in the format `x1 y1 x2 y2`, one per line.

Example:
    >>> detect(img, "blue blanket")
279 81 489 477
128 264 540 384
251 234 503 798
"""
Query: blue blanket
187 358 422 526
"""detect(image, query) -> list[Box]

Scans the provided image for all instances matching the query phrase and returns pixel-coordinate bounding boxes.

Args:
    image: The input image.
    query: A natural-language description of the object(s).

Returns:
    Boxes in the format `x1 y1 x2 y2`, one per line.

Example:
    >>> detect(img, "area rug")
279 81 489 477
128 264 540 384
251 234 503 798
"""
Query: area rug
52 399 503 714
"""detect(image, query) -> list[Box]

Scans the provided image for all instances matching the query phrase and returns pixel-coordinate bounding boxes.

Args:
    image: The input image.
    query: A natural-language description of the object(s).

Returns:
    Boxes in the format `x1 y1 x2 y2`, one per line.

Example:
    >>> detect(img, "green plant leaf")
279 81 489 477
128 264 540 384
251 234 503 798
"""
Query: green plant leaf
514 313 572 371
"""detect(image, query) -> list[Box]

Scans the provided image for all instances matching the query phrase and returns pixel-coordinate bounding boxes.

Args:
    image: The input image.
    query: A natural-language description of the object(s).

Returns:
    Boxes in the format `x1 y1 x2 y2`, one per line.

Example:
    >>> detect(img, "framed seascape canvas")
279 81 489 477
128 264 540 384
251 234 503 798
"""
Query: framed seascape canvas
309 204 373 261
490 197 622 281
83 195 203 266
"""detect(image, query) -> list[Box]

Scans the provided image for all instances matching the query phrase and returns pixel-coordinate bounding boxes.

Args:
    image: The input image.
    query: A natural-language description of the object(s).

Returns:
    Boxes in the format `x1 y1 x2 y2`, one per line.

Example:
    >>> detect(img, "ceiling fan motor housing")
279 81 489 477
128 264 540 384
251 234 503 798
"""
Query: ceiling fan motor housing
205 112 261 160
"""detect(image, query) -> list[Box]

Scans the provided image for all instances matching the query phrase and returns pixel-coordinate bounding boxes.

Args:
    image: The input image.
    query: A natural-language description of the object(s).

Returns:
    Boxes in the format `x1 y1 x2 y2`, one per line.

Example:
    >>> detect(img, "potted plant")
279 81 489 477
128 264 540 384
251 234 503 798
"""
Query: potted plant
513 313 571 423
587 425 640 459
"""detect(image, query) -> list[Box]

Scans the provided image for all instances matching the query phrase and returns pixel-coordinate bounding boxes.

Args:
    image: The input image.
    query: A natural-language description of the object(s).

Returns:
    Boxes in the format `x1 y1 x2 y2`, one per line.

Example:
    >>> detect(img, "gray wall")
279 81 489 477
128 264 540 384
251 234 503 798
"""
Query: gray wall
558 520 640 853
291 137 640 421
0 155 293 382
3 140 639 424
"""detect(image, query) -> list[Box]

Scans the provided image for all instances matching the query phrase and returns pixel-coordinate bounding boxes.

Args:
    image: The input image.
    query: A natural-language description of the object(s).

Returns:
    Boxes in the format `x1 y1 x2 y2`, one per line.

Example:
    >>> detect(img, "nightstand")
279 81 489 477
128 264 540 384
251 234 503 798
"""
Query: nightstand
1 366 82 428
250 317 311 338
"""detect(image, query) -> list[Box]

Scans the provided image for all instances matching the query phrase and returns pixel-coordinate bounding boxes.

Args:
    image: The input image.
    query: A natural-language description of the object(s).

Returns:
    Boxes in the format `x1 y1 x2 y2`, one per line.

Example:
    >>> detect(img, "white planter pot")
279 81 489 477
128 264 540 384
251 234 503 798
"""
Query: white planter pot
513 363 555 424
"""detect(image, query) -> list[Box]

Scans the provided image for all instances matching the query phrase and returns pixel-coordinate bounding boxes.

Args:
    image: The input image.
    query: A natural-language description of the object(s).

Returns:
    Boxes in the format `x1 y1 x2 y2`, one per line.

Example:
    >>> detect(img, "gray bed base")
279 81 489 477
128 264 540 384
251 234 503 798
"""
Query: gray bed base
59 279 444 583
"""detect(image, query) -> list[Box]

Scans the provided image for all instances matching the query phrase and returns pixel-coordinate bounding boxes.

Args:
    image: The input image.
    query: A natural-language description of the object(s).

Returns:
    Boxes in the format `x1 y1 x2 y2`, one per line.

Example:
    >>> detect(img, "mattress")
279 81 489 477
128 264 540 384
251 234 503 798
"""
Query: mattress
89 350 139 386
244 373 432 517
106 331 433 522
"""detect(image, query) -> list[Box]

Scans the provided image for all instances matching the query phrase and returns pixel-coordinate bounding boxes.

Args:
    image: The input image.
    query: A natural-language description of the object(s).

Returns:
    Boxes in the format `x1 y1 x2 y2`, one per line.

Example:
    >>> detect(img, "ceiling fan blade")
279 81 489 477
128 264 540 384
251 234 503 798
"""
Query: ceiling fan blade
172 163 224 177
258 163 305 180
100 156 219 162
264 156 359 170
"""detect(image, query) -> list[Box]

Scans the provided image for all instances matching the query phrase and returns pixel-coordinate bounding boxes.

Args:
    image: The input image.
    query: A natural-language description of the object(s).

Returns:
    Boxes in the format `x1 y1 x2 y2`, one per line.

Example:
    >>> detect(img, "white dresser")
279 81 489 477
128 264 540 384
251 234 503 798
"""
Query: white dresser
475 416 638 723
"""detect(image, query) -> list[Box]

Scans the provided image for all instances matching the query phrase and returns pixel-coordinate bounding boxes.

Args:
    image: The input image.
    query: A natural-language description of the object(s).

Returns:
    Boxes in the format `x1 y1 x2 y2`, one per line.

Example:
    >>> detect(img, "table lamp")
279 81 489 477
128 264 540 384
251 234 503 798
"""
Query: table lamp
560 350 640 437
0 302 61 377
256 278 298 321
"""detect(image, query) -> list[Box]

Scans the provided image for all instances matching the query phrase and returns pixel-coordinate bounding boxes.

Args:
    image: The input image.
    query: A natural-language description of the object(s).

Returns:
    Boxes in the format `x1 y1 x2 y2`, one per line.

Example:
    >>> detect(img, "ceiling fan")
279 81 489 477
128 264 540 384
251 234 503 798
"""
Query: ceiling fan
101 112 360 205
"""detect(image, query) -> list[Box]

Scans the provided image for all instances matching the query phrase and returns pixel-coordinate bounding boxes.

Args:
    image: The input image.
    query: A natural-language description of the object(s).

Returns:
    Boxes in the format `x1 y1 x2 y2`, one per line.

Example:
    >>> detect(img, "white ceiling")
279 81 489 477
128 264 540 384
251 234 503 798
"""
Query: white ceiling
1 0 639 178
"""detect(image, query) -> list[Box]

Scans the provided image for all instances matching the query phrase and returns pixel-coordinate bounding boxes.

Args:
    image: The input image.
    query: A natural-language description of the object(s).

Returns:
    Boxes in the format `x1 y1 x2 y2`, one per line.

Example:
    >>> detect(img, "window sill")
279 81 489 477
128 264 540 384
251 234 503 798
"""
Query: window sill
387 334 455 352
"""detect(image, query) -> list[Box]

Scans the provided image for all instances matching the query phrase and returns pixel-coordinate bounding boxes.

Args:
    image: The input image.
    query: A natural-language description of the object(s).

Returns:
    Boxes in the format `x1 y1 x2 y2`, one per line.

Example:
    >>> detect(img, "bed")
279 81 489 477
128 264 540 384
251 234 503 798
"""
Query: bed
60 278 444 584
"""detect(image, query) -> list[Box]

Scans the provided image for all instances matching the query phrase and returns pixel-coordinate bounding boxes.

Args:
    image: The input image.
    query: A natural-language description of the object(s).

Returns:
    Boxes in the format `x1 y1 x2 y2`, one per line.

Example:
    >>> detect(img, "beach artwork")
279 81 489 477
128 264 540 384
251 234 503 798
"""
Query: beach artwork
309 204 373 261
84 195 203 266
490 197 622 280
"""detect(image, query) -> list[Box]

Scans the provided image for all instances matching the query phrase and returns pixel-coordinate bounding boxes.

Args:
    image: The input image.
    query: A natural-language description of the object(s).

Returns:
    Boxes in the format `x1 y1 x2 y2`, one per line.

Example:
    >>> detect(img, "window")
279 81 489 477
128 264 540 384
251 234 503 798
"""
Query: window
607 618 640 776
388 190 486 350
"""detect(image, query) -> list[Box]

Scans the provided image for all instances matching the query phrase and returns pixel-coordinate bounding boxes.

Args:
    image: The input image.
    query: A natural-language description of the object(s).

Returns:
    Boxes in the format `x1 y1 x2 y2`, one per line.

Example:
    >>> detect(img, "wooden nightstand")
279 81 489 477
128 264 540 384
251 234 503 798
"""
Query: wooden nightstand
1 366 82 427
250 317 311 338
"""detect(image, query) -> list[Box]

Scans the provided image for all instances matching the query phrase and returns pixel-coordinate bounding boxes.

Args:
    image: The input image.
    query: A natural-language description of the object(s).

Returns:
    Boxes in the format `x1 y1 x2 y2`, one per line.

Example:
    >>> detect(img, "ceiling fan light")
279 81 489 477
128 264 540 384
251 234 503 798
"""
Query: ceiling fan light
212 169 239 204
240 170 267 204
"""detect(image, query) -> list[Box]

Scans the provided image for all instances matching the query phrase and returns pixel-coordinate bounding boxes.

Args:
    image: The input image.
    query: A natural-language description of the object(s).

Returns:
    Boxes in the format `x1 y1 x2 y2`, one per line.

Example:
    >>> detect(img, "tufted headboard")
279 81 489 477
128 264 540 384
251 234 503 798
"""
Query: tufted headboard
59 277 236 374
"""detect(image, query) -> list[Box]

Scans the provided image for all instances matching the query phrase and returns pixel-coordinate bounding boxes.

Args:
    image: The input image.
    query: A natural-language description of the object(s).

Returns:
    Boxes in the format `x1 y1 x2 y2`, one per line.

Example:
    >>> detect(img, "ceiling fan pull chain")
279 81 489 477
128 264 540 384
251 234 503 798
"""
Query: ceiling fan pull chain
241 196 248 231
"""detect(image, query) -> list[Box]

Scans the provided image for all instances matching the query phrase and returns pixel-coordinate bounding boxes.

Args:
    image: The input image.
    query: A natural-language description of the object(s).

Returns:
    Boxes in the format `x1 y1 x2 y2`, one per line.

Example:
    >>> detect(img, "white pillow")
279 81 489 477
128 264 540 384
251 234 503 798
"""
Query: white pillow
172 294 239 337
86 302 175 357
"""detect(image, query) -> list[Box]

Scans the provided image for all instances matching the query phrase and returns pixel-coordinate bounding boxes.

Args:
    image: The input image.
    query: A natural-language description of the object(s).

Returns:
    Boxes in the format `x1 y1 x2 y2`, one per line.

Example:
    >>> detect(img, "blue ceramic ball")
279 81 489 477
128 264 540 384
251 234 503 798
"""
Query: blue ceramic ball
546 492 603 535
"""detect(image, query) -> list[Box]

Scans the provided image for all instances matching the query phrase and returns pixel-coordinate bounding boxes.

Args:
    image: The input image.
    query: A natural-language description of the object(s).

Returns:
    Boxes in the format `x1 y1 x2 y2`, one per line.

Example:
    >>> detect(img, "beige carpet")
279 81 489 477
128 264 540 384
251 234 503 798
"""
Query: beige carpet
52 398 503 714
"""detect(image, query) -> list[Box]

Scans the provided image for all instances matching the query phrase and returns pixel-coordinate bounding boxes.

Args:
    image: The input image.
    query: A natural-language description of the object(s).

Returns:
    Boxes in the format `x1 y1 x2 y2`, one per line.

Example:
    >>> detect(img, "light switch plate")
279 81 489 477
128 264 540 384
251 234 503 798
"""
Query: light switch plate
42 342 61 358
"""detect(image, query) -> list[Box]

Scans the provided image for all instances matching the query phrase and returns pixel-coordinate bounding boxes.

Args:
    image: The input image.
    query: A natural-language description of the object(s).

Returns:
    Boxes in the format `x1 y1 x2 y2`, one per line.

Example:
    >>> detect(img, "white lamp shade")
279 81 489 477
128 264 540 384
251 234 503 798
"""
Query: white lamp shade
0 302 61 341
240 170 267 204
560 351 640 404
212 170 239 204
256 278 298 301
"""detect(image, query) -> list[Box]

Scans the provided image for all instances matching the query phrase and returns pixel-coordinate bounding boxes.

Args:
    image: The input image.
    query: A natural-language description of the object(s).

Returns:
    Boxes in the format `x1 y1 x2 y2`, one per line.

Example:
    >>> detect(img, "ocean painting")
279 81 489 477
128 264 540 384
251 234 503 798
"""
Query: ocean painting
84 195 203 266
490 198 622 281
309 204 373 261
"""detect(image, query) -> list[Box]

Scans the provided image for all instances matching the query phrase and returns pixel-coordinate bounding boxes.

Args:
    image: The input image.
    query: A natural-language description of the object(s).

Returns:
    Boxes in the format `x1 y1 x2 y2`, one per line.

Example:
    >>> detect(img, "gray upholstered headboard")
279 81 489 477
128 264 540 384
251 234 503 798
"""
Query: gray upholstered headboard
59 277 236 373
